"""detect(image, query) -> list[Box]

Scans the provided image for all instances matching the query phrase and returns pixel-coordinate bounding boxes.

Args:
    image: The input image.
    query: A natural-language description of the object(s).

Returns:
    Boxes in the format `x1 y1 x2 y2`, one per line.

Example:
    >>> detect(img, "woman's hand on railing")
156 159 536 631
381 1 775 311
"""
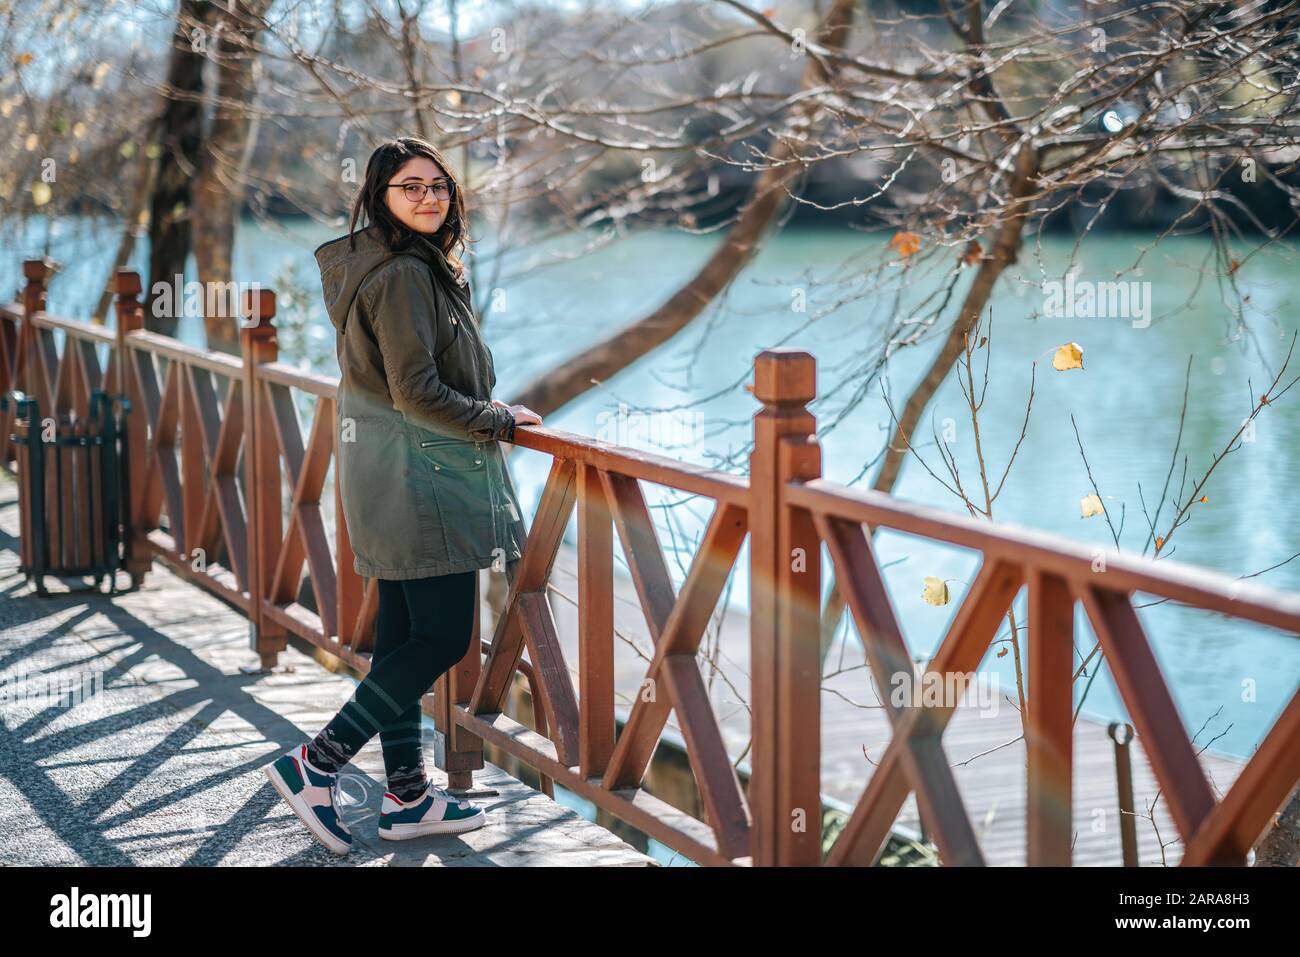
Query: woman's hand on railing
492 398 542 428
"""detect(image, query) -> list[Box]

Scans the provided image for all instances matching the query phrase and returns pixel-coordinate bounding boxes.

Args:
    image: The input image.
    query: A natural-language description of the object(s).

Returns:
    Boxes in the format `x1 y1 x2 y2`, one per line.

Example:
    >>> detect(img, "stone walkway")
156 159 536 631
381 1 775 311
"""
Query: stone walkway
0 472 655 866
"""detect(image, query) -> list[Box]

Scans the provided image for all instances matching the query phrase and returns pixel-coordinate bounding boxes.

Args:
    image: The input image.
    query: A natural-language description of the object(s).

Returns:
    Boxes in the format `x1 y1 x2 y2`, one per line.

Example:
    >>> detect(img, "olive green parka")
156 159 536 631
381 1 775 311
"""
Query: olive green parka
315 225 524 579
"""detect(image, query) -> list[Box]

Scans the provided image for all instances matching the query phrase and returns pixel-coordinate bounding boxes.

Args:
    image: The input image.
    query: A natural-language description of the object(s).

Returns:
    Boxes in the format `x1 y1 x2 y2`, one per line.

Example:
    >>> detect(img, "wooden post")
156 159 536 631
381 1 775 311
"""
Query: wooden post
1027 569 1075 865
240 287 287 668
333 395 364 648
435 571 487 792
748 348 823 866
18 258 56 410
113 270 152 589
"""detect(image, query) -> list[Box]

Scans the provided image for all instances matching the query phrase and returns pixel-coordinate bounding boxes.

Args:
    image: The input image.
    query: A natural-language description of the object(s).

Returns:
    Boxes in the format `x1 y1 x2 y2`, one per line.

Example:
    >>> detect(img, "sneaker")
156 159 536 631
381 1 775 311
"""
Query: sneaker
378 781 487 840
262 744 353 855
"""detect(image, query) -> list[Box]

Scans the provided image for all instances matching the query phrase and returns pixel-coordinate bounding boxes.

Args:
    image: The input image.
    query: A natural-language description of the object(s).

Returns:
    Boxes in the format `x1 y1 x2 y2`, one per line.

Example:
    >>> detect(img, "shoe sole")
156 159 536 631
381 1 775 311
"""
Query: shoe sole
379 808 487 840
263 760 352 856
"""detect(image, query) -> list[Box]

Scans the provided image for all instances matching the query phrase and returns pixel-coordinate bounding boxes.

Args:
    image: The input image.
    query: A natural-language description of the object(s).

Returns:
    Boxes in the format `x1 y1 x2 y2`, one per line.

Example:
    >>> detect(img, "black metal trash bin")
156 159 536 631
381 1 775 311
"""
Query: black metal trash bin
2 388 134 596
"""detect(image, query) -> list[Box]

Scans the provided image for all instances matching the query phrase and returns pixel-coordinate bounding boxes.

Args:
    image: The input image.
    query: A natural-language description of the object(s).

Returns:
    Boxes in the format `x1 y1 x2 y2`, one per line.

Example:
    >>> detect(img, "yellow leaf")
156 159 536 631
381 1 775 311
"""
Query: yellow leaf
1199 495 1208 503
922 576 950 606
15 52 33 67
1052 342 1084 371
889 231 922 258
72 121 86 139
1080 493 1104 518
1155 536 1165 552
31 181 52 206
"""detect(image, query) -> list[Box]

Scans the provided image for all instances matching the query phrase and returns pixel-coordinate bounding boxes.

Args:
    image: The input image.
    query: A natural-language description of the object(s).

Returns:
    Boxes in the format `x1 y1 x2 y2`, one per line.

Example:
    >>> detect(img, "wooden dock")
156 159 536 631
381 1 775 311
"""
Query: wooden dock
0 461 1247 866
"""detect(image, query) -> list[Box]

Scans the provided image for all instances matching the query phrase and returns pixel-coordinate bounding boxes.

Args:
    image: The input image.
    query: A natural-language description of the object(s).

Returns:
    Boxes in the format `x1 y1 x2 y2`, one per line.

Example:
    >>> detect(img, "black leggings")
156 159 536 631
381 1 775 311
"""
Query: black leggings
306 571 476 799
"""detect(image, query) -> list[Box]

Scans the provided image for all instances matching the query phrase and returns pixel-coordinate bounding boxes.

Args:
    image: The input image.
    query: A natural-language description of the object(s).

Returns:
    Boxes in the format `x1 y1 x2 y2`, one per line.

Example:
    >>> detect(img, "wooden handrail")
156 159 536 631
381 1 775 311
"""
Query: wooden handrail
2 258 1296 868
787 480 1300 633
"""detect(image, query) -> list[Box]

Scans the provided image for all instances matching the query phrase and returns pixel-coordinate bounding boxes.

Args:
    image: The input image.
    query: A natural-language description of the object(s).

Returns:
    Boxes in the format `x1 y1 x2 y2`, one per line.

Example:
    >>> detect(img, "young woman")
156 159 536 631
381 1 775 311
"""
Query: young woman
262 136 542 855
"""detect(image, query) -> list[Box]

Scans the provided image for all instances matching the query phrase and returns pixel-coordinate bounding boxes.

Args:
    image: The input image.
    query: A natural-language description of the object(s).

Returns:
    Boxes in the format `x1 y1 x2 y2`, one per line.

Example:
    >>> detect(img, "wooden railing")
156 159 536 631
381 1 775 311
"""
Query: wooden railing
2 258 1297 867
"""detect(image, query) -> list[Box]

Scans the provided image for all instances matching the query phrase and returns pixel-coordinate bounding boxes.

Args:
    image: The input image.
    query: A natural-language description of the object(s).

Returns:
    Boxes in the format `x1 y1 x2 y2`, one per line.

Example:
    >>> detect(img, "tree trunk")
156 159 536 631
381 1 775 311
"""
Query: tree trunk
507 0 860 419
146 0 218 338
194 0 272 355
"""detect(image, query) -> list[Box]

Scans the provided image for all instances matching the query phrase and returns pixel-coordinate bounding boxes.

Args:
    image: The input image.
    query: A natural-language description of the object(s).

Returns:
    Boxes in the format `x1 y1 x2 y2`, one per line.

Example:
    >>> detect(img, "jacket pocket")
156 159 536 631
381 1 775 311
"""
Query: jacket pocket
413 434 497 561
416 436 487 472
339 411 441 573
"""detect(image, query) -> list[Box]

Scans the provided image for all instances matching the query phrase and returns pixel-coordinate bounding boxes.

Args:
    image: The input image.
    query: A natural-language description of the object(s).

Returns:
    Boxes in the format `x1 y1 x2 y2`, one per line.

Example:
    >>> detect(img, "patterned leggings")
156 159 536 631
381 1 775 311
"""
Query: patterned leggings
306 571 477 801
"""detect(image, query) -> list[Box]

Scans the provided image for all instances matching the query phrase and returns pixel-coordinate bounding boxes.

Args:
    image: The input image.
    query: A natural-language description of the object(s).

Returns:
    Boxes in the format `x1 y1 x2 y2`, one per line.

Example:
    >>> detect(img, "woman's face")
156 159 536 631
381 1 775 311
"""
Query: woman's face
384 156 451 235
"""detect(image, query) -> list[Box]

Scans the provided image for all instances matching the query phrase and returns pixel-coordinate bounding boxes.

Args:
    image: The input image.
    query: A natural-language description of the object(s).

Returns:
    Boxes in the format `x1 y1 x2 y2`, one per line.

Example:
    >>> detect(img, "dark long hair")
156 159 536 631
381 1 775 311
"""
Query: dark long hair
346 136 472 280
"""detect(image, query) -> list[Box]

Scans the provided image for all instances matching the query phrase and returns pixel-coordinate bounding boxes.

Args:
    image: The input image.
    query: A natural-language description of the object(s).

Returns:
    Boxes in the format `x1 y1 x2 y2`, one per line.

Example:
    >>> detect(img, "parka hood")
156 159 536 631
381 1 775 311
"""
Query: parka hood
314 224 469 335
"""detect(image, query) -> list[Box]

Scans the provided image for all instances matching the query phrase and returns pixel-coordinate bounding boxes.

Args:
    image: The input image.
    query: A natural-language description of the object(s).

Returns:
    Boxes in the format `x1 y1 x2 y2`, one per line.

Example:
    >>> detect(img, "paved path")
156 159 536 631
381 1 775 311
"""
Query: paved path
0 472 655 866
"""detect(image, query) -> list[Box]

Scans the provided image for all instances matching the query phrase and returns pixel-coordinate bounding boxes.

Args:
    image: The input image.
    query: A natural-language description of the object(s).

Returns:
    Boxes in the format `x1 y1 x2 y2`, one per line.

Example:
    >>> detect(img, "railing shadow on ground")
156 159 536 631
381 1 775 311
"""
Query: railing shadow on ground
0 516 357 865
0 502 557 866
2 256 1296 867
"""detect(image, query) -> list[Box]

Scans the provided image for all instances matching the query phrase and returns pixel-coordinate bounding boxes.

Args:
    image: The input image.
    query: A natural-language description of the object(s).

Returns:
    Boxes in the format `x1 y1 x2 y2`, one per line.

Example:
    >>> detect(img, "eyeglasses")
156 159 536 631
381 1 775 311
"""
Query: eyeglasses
387 179 454 203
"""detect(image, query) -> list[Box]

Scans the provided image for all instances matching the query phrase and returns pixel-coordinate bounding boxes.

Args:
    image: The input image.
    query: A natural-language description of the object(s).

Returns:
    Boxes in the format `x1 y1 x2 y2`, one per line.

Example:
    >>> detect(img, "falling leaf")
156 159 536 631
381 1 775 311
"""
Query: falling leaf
72 121 86 139
1155 536 1165 552
15 52 33 67
30 182 52 206
922 576 950 606
1052 342 1084 371
1080 493 1105 518
889 231 922 258
960 240 982 267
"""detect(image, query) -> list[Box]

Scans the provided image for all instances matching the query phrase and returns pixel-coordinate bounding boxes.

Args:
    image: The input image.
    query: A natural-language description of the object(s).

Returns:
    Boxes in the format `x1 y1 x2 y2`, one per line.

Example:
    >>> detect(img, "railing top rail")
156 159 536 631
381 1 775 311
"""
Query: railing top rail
1 302 20 320
31 311 116 345
124 329 244 376
790 477 1300 634
258 359 339 398
513 426 750 507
